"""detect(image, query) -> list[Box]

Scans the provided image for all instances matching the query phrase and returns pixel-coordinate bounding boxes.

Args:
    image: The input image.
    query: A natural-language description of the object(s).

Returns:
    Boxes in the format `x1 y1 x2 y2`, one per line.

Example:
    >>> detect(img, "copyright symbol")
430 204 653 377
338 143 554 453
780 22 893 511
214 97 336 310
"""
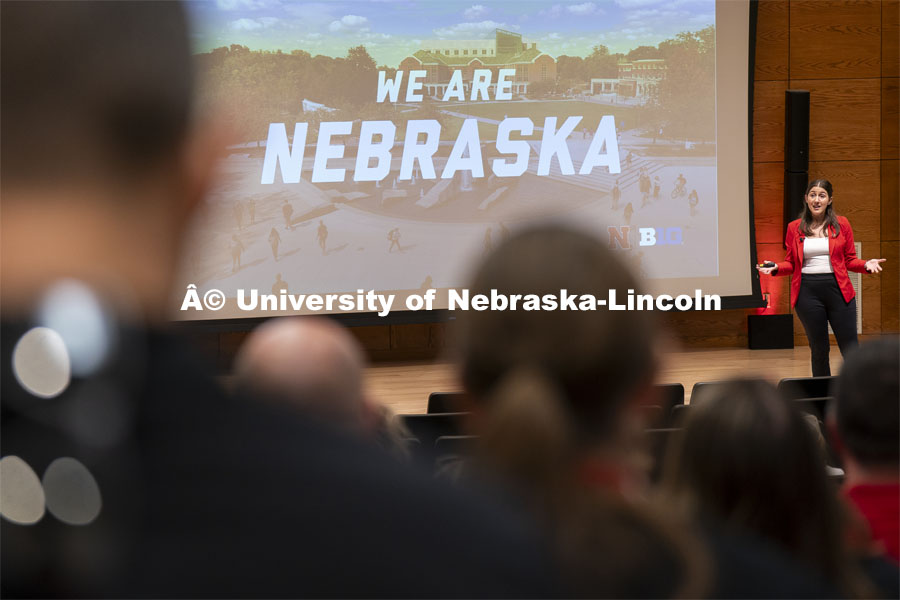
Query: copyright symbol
203 289 226 311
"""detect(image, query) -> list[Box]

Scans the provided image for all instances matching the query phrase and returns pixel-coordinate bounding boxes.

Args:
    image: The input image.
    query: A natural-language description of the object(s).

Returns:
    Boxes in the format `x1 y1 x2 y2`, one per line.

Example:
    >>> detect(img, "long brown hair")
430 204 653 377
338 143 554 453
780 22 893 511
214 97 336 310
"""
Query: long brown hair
799 178 841 238
661 379 873 598
455 225 708 598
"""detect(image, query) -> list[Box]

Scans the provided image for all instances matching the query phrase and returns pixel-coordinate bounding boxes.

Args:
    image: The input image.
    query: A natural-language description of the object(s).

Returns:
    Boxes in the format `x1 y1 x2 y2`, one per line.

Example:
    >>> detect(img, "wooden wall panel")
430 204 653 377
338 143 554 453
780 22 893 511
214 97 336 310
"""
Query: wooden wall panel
754 162 786 244
883 160 899 241
881 241 900 333
789 1 882 80
753 80 789 163
807 160 881 241
348 325 391 351
882 78 899 160
755 0 790 81
662 310 749 348
860 241 882 334
791 79 881 162
390 323 430 350
884 0 899 79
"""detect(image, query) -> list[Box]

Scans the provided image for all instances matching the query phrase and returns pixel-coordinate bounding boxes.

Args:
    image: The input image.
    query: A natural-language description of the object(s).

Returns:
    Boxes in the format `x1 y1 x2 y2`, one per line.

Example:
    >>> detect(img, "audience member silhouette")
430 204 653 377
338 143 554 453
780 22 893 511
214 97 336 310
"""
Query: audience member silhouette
661 378 885 597
454 226 705 597
453 226 842 598
830 338 900 564
0 3 558 597
234 317 374 435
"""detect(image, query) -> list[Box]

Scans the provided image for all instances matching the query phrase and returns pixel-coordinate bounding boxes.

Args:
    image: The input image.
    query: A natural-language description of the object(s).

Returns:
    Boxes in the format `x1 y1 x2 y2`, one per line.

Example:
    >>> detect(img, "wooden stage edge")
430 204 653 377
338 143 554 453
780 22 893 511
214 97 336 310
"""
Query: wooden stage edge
367 346 844 415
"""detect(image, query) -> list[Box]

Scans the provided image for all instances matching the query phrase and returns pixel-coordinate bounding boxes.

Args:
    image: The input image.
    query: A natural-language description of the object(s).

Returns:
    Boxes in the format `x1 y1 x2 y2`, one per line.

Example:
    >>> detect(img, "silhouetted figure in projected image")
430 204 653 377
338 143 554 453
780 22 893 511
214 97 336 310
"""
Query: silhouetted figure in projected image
612 179 621 210
624 201 634 226
269 227 281 261
230 234 244 272
282 199 294 230
317 220 328 255
387 227 401 253
689 189 699 216
653 176 661 200
640 169 651 207
233 201 244 230
672 173 687 199
271 272 288 295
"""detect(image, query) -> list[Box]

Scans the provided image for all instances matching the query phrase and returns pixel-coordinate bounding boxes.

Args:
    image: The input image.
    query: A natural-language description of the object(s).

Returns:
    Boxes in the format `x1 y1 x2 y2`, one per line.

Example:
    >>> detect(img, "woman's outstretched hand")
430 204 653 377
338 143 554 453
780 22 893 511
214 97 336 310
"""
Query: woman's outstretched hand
865 258 886 273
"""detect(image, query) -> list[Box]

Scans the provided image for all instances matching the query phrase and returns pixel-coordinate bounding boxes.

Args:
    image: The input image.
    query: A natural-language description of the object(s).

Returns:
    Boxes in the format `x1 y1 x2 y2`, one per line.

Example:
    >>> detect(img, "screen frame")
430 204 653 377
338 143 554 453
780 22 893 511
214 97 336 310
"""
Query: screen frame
173 1 764 331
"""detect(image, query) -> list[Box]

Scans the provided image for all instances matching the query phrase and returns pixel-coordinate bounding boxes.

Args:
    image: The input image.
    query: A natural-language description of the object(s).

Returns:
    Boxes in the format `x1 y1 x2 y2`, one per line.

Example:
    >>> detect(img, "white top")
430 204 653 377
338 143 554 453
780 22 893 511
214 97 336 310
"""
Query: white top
802 237 833 274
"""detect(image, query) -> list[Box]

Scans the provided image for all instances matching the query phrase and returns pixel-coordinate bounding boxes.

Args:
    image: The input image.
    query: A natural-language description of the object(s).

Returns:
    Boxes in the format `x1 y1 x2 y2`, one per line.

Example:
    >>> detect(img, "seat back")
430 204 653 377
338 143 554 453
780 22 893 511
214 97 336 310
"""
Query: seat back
645 428 681 483
793 396 832 421
399 412 470 447
427 392 465 414
434 435 478 456
777 376 837 400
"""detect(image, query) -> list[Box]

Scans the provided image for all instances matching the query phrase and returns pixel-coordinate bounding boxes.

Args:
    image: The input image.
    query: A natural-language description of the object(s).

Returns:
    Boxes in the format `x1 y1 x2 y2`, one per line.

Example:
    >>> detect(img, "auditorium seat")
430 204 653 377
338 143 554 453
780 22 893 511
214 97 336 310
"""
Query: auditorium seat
645 428 681 483
777 376 837 401
638 404 665 428
793 397 832 421
689 380 732 405
399 412 470 447
434 435 477 456
670 404 691 426
427 392 465 414
655 383 685 427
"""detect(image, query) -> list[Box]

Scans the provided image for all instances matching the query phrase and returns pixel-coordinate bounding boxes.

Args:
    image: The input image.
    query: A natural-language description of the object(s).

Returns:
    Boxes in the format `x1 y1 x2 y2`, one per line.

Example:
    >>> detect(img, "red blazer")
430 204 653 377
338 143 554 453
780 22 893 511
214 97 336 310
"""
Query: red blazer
775 216 868 307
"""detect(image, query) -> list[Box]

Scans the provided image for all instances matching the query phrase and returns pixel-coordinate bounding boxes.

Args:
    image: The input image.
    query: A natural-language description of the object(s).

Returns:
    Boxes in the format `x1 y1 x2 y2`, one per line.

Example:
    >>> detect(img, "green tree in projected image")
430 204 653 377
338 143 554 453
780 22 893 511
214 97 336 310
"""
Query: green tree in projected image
196 44 389 145
638 26 716 142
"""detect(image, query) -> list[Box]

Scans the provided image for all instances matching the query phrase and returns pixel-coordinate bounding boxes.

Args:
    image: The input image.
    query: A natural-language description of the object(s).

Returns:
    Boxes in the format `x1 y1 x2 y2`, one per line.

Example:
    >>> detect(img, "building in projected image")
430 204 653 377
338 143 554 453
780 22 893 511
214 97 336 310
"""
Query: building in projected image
398 29 557 98
591 58 666 102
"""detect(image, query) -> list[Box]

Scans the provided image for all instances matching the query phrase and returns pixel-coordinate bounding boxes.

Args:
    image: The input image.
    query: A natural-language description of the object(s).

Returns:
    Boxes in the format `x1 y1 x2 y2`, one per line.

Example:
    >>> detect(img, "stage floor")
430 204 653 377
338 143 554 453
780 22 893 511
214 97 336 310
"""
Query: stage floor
366 346 842 414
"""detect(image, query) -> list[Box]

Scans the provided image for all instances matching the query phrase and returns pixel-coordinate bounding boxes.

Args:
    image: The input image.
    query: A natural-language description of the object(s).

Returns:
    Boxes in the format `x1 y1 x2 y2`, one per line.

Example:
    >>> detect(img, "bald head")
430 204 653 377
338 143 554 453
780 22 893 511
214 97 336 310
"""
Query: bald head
234 318 368 431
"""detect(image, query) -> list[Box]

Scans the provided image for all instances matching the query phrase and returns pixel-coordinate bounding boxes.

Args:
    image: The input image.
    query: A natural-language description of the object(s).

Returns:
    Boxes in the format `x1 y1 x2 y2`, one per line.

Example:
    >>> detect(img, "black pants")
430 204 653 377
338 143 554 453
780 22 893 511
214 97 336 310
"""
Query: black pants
795 273 858 376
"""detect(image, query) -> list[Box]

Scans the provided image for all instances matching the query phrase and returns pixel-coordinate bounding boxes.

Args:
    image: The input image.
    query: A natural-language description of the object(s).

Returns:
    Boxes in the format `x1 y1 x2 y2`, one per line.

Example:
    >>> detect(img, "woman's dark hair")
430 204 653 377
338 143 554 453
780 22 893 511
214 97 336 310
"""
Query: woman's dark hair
661 378 871 597
455 225 709 598
457 225 658 452
799 179 840 238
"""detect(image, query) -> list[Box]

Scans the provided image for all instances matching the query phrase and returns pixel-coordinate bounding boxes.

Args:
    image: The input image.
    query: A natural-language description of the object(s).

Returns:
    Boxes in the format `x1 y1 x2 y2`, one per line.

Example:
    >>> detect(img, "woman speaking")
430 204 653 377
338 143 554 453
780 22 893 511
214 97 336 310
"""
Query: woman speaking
758 179 885 376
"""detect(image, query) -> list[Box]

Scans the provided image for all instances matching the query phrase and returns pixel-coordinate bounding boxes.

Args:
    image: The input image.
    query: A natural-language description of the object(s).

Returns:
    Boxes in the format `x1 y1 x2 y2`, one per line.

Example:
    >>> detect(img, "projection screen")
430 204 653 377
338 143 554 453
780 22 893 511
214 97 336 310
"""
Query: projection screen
175 0 758 321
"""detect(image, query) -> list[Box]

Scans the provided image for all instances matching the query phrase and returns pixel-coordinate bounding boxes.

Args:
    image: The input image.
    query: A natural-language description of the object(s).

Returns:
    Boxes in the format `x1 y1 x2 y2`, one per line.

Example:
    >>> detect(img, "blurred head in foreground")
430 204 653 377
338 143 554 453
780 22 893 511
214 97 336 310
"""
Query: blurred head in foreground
234 317 372 434
454 224 704 597
662 378 872 597
1 0 217 320
830 338 900 479
456 224 659 494
233 316 411 459
830 338 900 564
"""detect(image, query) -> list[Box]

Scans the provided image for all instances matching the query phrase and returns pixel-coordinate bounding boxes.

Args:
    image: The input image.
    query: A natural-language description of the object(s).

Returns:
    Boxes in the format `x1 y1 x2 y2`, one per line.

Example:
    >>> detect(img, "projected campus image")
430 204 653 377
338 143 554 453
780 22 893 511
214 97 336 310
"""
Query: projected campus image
178 0 717 318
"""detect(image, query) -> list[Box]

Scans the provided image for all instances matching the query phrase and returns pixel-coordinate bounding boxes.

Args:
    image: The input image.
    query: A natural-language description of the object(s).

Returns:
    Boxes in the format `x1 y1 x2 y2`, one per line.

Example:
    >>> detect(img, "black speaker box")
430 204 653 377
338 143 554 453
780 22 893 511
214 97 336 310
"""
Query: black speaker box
748 314 794 350
784 170 807 243
785 90 810 172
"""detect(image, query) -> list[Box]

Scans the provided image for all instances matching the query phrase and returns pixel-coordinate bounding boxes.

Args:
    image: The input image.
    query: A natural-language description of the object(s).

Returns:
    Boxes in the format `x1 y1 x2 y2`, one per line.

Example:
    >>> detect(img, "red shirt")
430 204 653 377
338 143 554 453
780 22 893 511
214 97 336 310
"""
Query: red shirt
844 483 900 563
774 216 869 307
